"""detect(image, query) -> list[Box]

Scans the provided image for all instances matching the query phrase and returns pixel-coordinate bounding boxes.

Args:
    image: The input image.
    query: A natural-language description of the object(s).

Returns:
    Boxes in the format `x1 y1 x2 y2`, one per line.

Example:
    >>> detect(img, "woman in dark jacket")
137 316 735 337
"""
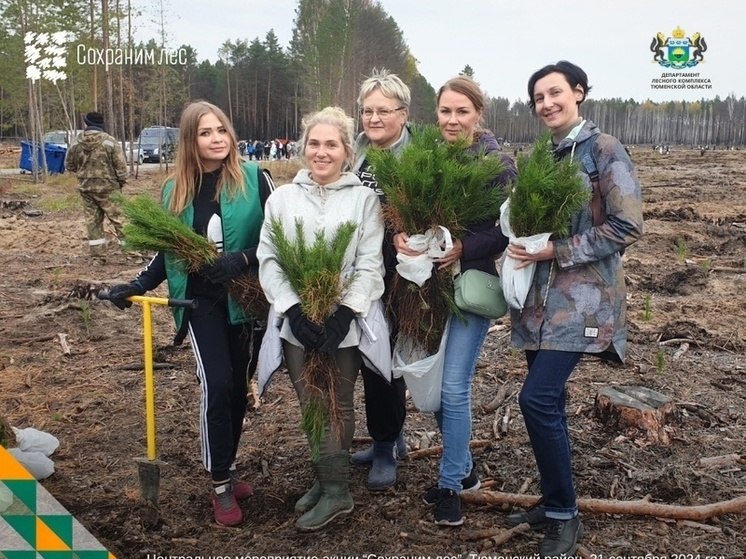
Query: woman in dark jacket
105 101 274 527
395 76 516 527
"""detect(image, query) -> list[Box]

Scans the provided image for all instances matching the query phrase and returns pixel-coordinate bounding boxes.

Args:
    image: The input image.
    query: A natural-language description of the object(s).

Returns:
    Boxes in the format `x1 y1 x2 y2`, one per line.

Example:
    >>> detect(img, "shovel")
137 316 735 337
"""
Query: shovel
98 291 198 506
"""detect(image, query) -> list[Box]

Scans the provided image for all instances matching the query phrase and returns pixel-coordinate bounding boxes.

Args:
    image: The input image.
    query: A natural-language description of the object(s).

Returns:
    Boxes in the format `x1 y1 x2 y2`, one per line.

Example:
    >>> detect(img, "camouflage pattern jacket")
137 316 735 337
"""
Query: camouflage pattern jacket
65 128 128 192
510 120 643 362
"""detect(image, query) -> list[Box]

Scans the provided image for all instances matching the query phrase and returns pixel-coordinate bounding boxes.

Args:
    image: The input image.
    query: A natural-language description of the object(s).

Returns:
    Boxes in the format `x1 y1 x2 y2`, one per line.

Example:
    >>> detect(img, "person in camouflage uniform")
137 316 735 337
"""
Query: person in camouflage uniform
503 61 643 557
65 112 128 261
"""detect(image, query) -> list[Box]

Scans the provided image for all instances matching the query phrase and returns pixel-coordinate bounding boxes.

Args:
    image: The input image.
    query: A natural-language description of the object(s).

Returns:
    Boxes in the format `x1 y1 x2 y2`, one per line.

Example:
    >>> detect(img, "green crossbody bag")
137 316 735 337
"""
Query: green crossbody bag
453 269 508 319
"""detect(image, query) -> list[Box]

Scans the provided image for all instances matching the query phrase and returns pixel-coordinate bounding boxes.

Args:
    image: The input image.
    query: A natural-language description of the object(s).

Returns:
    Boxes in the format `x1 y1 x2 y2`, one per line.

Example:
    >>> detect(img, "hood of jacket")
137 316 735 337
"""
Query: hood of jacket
554 119 601 156
292 169 363 194
77 129 110 153
468 130 501 156
352 125 411 173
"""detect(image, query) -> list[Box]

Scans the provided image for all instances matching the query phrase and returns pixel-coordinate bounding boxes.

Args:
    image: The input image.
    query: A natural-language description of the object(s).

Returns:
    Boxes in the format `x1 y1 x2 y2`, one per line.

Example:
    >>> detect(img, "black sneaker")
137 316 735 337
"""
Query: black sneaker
433 489 463 526
539 516 583 557
422 463 480 506
505 499 547 530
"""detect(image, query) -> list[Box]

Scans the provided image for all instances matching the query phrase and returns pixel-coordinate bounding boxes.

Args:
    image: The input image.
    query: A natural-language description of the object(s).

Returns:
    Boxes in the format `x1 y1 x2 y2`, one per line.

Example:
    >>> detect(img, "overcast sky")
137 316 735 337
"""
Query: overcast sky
138 0 744 105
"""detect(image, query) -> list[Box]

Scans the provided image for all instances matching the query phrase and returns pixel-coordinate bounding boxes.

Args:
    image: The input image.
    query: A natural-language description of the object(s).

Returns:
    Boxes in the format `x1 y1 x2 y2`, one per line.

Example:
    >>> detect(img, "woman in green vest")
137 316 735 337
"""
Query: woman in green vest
106 101 274 527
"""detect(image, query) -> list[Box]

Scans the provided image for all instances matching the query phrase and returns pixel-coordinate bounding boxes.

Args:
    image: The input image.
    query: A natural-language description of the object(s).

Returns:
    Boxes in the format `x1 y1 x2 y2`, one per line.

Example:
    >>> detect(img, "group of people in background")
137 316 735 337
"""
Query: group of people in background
103 60 643 558
239 138 297 160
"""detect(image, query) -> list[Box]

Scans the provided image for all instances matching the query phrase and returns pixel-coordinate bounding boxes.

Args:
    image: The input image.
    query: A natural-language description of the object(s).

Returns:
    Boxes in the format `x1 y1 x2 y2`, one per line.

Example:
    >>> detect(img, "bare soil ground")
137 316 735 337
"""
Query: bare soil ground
1 149 745 558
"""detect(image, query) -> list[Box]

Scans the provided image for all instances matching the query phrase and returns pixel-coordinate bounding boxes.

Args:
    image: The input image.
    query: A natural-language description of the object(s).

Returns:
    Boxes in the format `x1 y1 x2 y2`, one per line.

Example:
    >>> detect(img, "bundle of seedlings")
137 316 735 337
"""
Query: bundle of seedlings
265 216 357 459
366 124 505 353
119 193 269 318
508 132 589 238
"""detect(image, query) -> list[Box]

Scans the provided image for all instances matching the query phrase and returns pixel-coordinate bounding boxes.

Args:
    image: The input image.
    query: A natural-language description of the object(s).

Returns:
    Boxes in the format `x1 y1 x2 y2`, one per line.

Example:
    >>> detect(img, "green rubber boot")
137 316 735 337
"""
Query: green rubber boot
295 453 354 531
294 480 321 513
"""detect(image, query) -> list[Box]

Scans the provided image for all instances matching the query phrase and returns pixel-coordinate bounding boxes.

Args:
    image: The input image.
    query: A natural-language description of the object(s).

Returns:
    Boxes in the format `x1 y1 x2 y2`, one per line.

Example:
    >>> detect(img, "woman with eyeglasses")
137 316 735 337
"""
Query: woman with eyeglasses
348 68 411 491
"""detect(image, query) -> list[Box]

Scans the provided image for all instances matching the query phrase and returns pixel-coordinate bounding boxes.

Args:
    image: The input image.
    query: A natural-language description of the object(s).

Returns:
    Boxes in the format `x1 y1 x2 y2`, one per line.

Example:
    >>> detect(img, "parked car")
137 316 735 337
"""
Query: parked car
137 126 178 163
124 141 143 164
43 129 84 149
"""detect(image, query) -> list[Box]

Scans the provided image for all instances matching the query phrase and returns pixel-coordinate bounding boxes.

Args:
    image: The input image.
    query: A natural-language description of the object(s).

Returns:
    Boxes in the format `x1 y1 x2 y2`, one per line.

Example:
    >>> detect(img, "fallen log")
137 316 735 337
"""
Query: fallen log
459 522 530 544
461 491 746 521
407 439 491 460
698 453 746 470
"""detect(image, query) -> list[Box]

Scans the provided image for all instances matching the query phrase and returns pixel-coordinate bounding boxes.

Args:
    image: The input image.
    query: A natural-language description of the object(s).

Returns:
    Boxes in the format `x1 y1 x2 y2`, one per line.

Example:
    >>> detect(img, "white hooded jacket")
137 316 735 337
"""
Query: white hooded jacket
256 169 389 393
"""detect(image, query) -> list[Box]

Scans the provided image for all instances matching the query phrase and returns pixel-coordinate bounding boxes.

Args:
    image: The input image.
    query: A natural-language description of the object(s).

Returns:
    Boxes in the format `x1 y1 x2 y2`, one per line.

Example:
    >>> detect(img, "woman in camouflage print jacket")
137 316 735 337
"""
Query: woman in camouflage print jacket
504 61 643 557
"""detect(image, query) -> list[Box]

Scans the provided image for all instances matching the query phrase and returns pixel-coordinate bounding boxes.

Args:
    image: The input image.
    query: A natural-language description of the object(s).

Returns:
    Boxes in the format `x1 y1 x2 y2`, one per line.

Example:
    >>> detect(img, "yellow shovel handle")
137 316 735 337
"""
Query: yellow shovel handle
97 290 197 461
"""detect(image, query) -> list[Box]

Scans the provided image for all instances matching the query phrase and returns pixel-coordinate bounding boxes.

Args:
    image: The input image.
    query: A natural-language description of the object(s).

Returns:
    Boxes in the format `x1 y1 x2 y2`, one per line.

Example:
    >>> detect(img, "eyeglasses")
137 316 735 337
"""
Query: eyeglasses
360 107 405 120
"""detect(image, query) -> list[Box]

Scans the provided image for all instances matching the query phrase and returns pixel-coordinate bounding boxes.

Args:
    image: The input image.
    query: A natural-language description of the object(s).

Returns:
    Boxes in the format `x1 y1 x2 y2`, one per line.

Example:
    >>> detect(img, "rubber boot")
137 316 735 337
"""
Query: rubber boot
350 431 408 465
295 453 354 531
294 480 321 513
367 441 397 490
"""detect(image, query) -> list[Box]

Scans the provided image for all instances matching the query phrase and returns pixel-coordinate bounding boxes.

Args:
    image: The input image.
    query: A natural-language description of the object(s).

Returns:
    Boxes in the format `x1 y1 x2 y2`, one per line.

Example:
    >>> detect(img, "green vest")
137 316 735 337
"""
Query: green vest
162 162 263 327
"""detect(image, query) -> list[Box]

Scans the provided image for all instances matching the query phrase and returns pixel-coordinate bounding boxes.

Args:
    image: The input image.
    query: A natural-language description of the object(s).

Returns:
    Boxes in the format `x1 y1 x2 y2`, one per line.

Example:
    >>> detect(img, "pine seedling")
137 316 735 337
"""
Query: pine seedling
119 193 268 317
640 292 653 321
266 216 358 459
508 132 589 238
700 259 711 275
656 349 666 372
369 125 505 238
366 124 505 353
675 237 688 262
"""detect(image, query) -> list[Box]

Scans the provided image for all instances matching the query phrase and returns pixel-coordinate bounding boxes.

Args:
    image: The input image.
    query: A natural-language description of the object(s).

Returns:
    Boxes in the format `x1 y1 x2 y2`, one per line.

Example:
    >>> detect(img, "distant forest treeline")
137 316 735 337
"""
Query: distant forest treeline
2 0 745 146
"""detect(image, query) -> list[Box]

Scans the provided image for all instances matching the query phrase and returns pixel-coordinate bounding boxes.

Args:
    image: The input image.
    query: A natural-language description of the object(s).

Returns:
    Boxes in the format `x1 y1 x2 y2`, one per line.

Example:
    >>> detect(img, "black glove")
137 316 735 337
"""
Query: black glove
107 282 146 310
201 251 249 284
319 305 356 355
285 304 324 350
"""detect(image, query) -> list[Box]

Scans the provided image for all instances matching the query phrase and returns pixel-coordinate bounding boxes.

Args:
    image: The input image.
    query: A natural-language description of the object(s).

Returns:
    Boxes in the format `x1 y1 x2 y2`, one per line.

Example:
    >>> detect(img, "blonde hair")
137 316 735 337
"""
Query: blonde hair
165 101 244 215
357 68 411 109
298 106 355 170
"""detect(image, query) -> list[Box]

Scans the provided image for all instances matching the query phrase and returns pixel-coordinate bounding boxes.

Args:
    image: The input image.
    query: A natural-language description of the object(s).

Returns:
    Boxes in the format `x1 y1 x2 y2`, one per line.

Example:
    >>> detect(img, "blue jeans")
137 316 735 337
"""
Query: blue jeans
435 312 491 491
519 349 582 519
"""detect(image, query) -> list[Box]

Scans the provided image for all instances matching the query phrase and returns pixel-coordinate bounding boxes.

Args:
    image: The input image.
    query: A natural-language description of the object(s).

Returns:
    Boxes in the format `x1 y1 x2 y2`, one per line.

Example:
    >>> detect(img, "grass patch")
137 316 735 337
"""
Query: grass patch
38 193 81 212
261 159 302 186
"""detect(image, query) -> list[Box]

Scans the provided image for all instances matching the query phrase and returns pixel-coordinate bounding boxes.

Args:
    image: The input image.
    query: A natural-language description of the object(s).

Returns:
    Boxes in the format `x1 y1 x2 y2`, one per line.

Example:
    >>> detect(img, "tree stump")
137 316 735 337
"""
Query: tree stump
594 385 675 444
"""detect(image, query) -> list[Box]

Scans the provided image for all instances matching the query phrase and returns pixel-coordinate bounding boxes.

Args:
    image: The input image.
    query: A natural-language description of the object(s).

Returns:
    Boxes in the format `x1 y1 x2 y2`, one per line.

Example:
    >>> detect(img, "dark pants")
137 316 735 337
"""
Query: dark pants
188 311 264 482
360 363 406 442
519 349 582 519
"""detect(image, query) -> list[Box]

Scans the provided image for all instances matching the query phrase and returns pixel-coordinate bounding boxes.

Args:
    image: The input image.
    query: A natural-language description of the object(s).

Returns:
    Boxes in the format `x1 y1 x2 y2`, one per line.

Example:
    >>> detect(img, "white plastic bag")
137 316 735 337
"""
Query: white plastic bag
499 199 551 309
392 317 451 413
357 299 392 383
7 448 55 480
395 226 453 287
13 427 59 456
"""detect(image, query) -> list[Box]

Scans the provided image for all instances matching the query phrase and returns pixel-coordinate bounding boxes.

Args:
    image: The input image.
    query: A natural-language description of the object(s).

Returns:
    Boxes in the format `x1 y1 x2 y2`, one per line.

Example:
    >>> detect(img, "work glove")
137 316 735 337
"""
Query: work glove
107 282 146 310
319 305 356 355
201 251 251 284
285 304 324 350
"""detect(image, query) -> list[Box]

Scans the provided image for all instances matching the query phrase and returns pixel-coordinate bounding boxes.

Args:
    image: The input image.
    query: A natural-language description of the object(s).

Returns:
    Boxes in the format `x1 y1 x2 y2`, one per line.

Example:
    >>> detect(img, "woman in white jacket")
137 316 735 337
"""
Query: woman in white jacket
257 106 385 531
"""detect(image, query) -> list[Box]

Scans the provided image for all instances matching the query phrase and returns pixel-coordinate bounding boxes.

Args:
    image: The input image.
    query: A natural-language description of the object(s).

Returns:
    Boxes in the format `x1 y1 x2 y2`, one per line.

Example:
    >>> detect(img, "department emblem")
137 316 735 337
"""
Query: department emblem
650 26 707 69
